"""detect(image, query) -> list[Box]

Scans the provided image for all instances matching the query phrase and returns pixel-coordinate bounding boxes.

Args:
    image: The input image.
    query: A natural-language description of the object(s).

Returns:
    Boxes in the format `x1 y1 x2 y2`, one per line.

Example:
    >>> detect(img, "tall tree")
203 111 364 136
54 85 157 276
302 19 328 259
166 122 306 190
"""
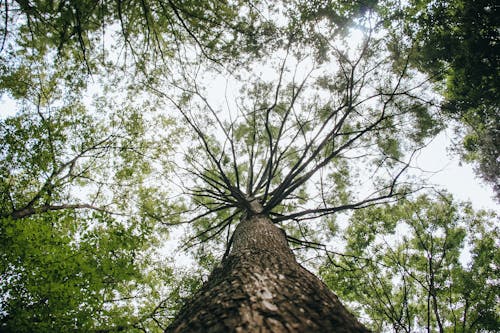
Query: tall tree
1 1 494 332
0 1 384 331
167 201 370 332
152 18 441 329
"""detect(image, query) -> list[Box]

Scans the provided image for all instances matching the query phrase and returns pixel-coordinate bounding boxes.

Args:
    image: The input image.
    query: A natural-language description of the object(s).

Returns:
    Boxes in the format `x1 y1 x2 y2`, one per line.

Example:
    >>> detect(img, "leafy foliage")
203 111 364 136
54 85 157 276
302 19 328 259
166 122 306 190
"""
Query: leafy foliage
0 1 497 331
383 0 499 197
0 0 266 67
0 46 180 330
1 211 156 332
176 29 437 213
321 194 499 332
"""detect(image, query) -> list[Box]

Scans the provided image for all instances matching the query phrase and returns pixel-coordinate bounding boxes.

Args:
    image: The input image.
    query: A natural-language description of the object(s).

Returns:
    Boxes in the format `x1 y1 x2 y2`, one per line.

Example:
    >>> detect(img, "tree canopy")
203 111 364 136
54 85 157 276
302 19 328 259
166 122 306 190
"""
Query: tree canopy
321 193 499 332
0 1 498 332
381 0 499 197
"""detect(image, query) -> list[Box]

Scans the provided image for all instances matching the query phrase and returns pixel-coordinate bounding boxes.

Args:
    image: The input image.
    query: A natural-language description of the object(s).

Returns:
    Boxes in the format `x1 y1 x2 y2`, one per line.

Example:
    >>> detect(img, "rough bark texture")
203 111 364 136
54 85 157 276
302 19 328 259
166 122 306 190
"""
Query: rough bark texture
165 213 370 332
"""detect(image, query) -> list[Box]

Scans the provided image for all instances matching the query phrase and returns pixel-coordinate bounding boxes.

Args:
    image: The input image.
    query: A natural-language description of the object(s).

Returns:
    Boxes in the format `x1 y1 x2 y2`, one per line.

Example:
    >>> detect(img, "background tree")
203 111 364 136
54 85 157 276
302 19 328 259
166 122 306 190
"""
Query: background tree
321 194 499 332
0 56 184 331
0 0 270 71
380 0 499 197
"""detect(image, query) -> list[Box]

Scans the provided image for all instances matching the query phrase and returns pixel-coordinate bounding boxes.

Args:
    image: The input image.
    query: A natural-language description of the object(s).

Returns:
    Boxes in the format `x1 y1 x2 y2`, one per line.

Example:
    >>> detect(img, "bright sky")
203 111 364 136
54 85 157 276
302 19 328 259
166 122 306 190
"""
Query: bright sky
414 129 497 211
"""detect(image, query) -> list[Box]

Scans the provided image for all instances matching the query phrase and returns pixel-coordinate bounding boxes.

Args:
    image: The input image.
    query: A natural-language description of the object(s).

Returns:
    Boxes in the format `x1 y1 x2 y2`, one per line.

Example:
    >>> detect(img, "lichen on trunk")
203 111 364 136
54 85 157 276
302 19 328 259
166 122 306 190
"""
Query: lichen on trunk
165 212 370 332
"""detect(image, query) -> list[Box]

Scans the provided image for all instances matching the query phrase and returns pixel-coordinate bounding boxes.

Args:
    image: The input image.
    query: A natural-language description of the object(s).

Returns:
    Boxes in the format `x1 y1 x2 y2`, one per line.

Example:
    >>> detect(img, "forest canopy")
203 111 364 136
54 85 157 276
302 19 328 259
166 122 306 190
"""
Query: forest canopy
0 1 498 332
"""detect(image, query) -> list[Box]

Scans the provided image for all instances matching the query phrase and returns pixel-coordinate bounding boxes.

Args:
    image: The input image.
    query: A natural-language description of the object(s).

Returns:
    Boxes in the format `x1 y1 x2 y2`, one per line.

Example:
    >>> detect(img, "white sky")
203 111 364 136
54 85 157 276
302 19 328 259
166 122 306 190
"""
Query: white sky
413 129 497 211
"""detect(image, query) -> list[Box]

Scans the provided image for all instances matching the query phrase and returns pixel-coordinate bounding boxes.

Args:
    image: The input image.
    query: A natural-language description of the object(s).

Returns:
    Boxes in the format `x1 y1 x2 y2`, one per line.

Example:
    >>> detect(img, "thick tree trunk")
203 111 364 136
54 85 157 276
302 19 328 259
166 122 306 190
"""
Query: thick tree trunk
166 212 370 332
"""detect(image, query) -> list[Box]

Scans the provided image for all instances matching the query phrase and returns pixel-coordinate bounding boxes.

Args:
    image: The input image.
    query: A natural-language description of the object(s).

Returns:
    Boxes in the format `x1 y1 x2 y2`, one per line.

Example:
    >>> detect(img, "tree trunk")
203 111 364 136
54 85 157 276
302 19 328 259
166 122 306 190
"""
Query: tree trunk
165 212 370 332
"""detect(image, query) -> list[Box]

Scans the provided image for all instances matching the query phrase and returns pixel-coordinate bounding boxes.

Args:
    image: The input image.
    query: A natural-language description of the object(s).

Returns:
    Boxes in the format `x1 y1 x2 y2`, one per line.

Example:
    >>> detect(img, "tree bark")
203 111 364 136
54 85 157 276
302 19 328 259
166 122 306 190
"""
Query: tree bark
165 212 370 332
